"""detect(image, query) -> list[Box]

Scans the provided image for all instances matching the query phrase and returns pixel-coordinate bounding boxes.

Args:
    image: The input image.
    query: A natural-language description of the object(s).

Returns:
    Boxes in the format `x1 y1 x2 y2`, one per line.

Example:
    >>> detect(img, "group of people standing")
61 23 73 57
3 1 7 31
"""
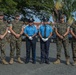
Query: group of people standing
0 13 76 66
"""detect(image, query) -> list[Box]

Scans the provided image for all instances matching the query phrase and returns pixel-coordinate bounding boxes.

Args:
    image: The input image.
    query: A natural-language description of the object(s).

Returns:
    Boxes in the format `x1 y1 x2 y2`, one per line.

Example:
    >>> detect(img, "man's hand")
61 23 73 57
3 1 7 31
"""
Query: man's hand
42 38 48 42
42 38 45 41
74 35 76 39
15 34 20 38
59 35 64 39
0 35 4 39
28 36 33 40
6 27 9 31
45 38 49 41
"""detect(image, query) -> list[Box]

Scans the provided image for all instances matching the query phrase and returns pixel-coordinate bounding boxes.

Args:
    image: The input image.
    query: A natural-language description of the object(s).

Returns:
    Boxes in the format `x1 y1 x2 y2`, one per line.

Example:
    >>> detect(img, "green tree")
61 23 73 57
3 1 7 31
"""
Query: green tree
0 0 76 22
13 0 54 19
62 0 76 24
0 0 17 14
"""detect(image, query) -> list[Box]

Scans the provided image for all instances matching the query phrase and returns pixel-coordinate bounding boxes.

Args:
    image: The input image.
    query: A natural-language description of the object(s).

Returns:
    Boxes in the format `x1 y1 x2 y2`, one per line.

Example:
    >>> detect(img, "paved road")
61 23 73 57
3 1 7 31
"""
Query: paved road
0 42 76 75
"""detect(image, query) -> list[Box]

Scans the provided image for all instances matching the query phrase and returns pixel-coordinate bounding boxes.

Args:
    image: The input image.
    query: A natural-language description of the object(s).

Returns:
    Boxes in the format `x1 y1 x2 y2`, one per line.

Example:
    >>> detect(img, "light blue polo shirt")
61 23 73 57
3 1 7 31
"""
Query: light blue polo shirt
24 25 37 36
39 24 53 38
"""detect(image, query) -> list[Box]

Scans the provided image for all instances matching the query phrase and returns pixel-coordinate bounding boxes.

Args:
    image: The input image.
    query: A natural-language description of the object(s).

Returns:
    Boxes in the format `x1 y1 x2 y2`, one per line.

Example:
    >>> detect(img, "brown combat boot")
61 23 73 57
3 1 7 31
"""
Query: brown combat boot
72 61 76 66
2 59 9 65
17 57 24 64
53 59 60 64
9 58 14 64
66 58 70 65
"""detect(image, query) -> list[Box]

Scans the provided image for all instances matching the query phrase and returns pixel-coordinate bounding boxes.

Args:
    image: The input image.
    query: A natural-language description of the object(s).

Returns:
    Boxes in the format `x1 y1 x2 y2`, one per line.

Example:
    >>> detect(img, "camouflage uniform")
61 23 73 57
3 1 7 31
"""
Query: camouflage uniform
6 22 12 43
0 21 7 59
55 23 70 59
71 23 76 61
10 21 23 58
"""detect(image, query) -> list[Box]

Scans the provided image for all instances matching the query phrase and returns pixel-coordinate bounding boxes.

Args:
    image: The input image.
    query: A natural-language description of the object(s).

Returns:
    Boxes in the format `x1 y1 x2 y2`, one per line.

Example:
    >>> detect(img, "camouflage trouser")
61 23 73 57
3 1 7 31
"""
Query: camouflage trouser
6 33 11 43
0 40 6 59
56 38 70 59
10 37 22 58
71 39 76 61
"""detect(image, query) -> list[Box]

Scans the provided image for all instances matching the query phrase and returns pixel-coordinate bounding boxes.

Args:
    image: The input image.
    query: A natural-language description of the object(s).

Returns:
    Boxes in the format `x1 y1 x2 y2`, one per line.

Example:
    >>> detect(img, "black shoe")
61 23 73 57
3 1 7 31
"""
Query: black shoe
40 61 44 64
32 61 36 64
45 61 50 64
25 60 29 64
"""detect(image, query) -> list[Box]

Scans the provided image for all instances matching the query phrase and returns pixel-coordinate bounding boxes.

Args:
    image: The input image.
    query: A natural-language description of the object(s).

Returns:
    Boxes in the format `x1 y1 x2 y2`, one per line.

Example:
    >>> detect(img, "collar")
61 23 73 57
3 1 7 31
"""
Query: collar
28 25 33 27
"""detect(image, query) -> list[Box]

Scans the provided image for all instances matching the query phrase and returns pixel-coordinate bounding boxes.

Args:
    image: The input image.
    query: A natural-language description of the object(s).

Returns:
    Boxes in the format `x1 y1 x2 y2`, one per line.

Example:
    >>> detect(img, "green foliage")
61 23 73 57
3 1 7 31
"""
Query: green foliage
0 0 17 14
0 0 76 20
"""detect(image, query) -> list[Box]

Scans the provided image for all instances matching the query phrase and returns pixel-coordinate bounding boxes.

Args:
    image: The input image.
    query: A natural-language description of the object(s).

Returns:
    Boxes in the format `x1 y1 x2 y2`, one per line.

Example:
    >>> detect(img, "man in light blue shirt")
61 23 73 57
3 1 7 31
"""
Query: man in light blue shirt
39 25 52 38
24 25 37 36
39 17 53 64
24 18 37 64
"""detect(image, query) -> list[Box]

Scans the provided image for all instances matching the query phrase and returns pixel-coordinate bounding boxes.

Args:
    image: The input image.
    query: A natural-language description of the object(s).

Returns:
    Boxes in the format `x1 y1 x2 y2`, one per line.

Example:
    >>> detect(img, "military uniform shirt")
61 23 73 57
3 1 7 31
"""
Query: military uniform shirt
55 23 70 35
70 24 76 41
55 23 70 40
70 24 76 34
0 21 7 35
10 21 23 40
12 21 23 34
8 24 12 27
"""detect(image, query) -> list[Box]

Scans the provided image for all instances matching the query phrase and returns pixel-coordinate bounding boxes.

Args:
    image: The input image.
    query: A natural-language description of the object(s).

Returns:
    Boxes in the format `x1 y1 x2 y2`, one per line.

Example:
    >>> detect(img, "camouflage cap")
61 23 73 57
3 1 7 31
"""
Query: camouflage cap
60 15 65 19
15 14 19 17
15 12 20 17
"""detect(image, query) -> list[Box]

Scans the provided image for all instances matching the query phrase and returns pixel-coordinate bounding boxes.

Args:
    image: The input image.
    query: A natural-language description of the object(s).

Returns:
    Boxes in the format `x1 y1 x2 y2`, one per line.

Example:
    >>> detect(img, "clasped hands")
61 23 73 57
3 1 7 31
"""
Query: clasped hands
42 38 48 42
15 34 21 38
28 36 33 40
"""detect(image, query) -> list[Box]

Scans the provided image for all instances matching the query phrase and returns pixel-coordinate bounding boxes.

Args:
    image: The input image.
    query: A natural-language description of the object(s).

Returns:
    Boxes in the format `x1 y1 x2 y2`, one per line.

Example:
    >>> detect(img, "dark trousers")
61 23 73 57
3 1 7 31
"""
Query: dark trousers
26 37 36 62
40 39 50 62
